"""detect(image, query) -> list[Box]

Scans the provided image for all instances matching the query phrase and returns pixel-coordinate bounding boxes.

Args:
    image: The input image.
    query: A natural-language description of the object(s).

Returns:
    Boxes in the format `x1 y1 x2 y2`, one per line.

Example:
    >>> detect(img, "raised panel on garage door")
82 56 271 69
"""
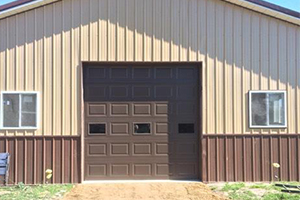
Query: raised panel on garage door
84 64 200 180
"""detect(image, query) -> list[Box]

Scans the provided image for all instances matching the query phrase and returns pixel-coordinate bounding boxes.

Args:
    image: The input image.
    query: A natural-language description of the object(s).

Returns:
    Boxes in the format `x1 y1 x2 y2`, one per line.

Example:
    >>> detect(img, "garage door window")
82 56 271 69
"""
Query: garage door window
178 123 195 133
1 92 38 129
134 123 151 134
89 123 106 135
249 91 286 128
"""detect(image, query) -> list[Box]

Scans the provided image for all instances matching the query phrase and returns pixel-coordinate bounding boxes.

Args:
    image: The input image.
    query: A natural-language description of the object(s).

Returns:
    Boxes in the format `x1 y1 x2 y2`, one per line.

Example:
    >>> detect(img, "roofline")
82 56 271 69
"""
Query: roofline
222 0 300 25
0 0 299 26
245 0 300 19
0 0 37 12
0 0 61 19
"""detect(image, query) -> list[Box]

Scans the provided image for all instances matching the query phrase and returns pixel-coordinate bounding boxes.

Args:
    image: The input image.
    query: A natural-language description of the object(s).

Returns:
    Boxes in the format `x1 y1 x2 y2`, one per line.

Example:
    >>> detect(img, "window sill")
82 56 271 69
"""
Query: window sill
249 126 287 129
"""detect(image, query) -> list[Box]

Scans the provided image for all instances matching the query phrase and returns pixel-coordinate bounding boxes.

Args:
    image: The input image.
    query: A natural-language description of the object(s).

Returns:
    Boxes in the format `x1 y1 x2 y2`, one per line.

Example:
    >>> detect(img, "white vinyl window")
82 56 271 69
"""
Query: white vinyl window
0 92 39 129
249 91 287 128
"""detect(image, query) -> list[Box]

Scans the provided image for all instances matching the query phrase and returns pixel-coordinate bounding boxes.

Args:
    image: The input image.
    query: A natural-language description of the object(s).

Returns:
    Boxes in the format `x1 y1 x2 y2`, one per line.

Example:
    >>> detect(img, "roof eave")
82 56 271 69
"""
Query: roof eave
223 0 300 26
0 0 299 26
0 0 60 20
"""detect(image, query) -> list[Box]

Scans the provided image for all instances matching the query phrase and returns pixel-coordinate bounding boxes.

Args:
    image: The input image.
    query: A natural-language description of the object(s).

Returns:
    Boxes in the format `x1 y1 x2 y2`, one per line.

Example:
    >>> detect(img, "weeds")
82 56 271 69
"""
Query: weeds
0 183 73 200
210 182 300 200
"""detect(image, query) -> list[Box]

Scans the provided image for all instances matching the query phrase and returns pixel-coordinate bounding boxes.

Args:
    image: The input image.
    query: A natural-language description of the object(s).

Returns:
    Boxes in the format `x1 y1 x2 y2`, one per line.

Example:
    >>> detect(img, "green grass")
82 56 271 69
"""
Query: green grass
229 190 259 200
0 183 73 200
210 182 300 200
221 183 246 192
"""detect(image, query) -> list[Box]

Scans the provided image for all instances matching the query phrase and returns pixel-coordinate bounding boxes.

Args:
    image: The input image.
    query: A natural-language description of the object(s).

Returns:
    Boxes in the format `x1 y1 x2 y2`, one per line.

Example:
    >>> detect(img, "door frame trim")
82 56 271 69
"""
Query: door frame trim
81 61 203 181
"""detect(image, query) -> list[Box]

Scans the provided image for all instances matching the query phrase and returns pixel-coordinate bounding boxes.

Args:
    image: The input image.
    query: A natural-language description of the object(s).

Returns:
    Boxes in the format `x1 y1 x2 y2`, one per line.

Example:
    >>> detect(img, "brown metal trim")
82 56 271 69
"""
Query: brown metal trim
245 0 300 19
0 136 81 185
0 0 37 12
203 134 300 136
0 0 299 20
202 134 300 182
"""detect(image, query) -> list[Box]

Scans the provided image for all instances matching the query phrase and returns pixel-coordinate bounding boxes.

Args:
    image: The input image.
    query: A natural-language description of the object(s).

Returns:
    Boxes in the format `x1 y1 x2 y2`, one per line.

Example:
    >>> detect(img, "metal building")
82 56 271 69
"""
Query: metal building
0 0 299 184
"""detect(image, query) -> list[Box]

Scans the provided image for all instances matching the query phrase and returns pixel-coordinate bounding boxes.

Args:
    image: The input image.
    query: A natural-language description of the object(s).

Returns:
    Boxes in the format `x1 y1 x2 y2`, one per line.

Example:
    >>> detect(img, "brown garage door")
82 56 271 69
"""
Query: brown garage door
83 64 200 180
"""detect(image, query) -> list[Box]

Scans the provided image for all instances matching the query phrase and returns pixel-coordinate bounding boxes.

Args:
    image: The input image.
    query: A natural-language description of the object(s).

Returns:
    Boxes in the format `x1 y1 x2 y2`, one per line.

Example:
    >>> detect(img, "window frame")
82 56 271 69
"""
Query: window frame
0 91 39 130
249 90 287 129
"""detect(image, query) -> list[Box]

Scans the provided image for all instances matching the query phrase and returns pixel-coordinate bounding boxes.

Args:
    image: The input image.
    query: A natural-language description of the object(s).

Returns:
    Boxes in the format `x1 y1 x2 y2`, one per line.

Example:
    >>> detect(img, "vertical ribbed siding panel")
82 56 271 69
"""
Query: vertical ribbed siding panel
117 0 126 61
99 0 108 61
126 0 134 61
35 7 44 136
161 0 170 61
269 19 279 134
53 2 62 136
170 0 179 62
224 4 233 134
260 16 269 135
25 10 35 135
260 16 269 91
16 14 25 94
287 26 296 134
198 0 206 134
215 2 224 134
242 10 251 134
0 19 6 136
179 0 188 61
89 0 99 61
206 0 215 134
278 23 287 134
43 5 53 136
63 0 72 135
72 0 81 136
7 16 16 94
134 0 143 61
144 0 153 62
25 10 35 92
108 0 117 61
152 0 161 61
189 0 197 61
251 13 260 134
297 29 300 134
233 8 242 134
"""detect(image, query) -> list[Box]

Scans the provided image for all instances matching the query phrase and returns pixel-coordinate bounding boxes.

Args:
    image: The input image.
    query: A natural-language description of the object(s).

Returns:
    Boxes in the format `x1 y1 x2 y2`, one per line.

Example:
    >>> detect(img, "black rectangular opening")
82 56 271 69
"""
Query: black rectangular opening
89 123 106 134
134 123 151 134
178 123 194 133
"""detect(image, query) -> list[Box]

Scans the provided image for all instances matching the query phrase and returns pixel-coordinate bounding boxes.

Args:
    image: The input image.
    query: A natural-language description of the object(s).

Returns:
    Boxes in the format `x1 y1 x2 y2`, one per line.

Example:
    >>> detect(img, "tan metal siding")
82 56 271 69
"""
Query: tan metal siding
0 0 299 136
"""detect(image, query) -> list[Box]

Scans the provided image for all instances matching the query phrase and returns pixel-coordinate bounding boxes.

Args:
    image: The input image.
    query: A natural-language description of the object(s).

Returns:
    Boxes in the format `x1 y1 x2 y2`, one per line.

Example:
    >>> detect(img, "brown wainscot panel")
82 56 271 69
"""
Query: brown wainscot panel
201 135 300 182
0 136 81 185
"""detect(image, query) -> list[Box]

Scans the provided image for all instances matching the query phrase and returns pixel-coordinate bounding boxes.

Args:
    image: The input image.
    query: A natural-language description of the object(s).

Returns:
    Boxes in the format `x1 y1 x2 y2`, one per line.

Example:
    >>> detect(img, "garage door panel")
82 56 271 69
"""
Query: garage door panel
87 143 107 156
132 68 151 79
87 103 107 116
111 123 130 135
111 164 130 176
110 103 130 116
84 65 199 180
133 143 152 155
110 67 129 79
154 68 173 79
110 86 129 98
133 86 152 98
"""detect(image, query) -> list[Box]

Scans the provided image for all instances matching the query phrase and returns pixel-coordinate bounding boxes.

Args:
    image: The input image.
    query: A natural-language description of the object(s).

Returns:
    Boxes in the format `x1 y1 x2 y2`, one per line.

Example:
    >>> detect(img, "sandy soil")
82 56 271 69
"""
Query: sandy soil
63 182 228 200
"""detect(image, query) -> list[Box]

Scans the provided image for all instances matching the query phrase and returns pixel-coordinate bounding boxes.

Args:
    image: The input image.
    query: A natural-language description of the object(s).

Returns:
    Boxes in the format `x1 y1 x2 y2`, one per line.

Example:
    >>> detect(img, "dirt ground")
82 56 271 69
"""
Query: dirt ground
63 182 227 200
